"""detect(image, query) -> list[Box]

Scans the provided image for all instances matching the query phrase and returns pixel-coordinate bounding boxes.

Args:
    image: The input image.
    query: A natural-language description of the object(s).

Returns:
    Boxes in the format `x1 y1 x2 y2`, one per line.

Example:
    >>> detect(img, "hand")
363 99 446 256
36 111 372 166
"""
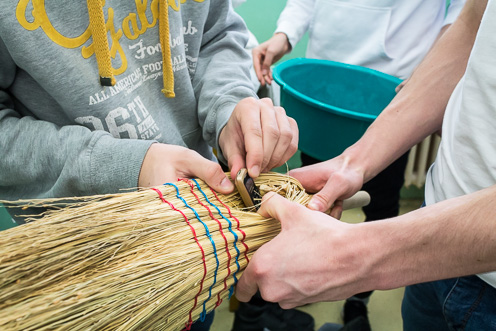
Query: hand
235 193 370 308
138 143 234 193
289 156 364 217
252 33 291 86
219 97 298 179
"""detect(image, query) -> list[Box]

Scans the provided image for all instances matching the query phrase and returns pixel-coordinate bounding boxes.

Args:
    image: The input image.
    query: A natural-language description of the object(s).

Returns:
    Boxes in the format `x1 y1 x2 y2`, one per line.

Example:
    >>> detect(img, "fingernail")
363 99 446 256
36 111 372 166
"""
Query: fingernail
221 177 234 190
308 199 323 211
250 165 260 178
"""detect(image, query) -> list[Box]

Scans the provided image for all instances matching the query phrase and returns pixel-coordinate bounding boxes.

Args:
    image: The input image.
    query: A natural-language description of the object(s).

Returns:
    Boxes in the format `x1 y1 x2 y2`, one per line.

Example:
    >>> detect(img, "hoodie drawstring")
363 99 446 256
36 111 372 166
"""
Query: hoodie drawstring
86 0 175 98
159 0 175 98
87 0 115 87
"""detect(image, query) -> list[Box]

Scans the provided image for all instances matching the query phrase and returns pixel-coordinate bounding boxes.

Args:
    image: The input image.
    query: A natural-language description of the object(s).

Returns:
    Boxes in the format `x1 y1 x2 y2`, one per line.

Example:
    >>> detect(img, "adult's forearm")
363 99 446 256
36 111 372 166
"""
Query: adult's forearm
343 0 485 183
362 184 496 291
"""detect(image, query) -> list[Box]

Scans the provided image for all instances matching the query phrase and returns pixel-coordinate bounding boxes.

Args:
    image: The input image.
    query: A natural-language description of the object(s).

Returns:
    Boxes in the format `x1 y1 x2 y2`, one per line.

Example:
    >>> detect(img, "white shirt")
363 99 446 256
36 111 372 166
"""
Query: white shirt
275 0 465 79
425 0 496 288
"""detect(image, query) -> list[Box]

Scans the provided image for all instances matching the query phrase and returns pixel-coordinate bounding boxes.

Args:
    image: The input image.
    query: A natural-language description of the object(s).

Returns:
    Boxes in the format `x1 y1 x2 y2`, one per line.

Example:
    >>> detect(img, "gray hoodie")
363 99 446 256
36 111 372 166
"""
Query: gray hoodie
0 1 257 204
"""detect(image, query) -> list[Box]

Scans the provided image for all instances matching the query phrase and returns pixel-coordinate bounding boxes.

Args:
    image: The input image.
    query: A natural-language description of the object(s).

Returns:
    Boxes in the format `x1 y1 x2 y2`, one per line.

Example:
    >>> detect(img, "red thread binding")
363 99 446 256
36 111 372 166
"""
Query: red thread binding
210 188 250 264
180 179 232 307
151 188 206 331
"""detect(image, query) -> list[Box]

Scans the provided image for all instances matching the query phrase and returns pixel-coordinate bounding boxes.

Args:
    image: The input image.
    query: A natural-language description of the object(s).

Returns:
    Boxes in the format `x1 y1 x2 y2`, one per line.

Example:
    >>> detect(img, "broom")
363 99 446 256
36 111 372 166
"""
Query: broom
0 172 369 331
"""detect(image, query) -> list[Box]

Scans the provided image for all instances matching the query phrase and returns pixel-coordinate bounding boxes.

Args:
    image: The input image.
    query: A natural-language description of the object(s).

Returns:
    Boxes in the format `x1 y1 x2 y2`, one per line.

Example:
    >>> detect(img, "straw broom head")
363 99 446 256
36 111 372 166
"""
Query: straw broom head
0 172 310 331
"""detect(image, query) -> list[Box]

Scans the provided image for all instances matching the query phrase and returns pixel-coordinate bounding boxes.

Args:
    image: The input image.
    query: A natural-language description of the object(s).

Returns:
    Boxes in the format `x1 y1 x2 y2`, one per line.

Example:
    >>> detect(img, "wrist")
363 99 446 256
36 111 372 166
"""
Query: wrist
322 221 389 295
337 145 368 184
138 143 159 188
274 32 291 52
340 124 395 183
356 213 437 291
350 220 399 291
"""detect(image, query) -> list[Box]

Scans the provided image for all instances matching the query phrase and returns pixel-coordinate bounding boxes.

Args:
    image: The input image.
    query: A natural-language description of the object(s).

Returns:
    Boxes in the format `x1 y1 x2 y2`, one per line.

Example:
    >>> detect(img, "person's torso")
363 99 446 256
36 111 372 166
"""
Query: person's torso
0 1 217 159
306 0 448 78
425 0 496 287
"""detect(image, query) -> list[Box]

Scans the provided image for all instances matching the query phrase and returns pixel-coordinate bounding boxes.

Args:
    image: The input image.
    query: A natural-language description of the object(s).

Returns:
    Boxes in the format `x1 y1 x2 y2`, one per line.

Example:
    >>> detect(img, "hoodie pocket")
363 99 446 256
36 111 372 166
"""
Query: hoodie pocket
307 0 393 66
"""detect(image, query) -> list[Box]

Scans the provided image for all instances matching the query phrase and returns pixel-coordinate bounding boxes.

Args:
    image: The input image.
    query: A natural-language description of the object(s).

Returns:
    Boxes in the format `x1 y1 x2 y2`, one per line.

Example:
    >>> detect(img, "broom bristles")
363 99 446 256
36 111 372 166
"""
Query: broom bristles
0 172 310 330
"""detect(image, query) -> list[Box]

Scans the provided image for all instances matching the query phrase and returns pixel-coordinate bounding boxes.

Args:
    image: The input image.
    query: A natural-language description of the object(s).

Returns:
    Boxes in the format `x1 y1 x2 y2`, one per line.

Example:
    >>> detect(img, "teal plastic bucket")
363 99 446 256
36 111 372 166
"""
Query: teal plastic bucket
273 58 402 160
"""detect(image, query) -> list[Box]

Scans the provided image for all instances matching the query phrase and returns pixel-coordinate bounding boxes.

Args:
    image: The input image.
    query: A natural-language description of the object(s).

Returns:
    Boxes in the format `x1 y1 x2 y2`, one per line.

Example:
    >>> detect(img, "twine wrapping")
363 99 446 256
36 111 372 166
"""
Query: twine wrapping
0 172 310 331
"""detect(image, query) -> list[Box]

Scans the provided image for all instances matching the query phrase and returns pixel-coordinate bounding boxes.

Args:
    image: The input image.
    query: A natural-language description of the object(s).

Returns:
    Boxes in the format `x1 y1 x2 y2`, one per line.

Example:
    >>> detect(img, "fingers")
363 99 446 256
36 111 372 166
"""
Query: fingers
138 144 234 194
261 53 274 86
290 159 365 213
229 153 246 183
223 97 298 179
289 162 330 193
258 100 280 172
252 45 267 86
253 33 290 87
245 99 298 175
239 100 264 178
265 111 298 171
236 193 299 302
257 99 297 172
307 178 345 212
187 153 234 194
235 256 260 302
329 200 343 219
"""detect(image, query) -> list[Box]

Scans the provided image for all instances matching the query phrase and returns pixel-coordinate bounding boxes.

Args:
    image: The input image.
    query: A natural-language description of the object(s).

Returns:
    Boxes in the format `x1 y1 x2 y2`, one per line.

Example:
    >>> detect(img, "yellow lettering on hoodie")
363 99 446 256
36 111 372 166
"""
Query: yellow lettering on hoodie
16 0 91 48
81 7 126 75
122 0 158 40
16 0 204 77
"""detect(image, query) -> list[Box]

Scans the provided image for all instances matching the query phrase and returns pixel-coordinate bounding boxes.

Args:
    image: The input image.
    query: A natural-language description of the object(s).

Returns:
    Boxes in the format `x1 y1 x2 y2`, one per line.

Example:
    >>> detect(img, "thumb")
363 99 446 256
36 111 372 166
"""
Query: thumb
191 157 234 194
307 180 341 212
257 192 285 218
257 192 300 228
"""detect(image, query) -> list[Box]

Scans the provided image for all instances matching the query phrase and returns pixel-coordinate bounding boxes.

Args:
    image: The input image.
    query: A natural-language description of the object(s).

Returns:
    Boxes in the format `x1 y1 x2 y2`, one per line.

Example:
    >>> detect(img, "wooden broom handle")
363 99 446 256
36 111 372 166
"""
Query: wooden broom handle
342 191 371 210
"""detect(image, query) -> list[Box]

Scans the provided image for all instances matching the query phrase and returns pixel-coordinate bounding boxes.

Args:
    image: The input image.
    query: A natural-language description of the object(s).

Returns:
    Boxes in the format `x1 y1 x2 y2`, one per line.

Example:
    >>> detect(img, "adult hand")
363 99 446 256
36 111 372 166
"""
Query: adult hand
235 193 371 308
138 143 234 193
219 97 298 179
252 33 291 86
289 156 365 218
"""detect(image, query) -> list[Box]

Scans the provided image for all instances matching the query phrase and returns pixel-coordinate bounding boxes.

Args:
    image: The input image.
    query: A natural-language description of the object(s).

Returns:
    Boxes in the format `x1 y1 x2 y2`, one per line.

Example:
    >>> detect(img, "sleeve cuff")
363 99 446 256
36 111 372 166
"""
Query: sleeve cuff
89 135 156 194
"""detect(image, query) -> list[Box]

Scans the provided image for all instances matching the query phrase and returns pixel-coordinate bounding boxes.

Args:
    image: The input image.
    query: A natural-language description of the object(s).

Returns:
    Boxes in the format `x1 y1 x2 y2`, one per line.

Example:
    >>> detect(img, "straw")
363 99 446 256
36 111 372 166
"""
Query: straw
0 172 309 330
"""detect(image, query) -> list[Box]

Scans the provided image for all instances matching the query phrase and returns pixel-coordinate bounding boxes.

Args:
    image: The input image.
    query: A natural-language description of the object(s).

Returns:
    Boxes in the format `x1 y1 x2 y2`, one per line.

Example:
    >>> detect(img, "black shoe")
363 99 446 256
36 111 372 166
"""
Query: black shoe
232 300 314 331
342 300 371 331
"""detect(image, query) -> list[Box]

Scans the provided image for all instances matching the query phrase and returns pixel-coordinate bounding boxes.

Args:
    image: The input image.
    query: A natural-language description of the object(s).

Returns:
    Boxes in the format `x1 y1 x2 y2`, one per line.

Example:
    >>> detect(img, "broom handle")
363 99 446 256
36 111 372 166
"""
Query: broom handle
341 190 371 210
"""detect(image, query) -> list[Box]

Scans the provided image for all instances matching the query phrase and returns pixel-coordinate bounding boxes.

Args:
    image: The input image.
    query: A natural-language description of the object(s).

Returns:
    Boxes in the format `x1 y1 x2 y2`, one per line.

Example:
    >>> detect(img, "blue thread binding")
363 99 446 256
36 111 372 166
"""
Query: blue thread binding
191 178 241 298
165 182 220 322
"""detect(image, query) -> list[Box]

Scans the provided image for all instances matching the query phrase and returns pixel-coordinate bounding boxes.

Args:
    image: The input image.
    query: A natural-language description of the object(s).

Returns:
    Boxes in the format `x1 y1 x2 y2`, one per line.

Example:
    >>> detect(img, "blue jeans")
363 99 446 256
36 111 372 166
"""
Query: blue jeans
402 275 496 330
